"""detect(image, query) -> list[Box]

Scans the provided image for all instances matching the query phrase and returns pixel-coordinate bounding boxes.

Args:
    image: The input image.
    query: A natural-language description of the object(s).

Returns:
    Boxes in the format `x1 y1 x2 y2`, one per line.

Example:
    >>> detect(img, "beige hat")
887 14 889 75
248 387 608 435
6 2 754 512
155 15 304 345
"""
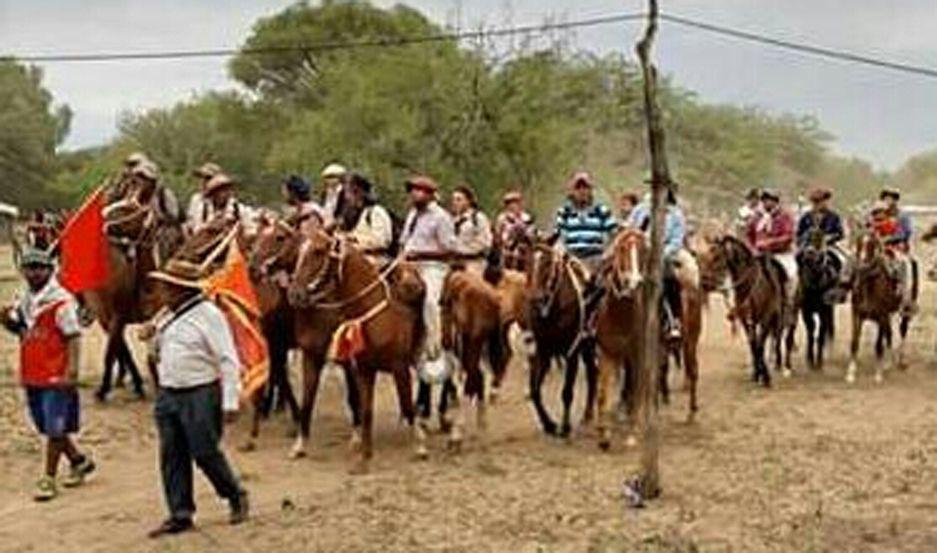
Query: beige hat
132 161 159 181
320 163 348 179
192 162 222 179
405 175 439 193
124 152 149 168
204 173 234 195
147 259 205 289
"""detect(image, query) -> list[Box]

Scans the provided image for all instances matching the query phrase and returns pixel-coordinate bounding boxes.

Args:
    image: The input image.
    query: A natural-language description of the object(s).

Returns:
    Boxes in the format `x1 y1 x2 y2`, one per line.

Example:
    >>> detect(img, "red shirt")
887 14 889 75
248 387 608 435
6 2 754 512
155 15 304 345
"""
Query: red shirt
749 208 795 254
20 300 71 387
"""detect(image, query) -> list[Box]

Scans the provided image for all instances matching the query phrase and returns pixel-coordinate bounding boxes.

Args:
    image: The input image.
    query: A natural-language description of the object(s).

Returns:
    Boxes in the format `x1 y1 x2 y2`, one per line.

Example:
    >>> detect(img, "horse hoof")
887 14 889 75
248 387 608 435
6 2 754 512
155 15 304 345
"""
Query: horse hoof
489 388 500 405
542 422 558 436
239 441 256 453
559 424 572 439
598 439 611 452
875 373 884 385
624 435 638 449
845 373 856 385
782 369 792 379
414 446 429 461
288 446 307 460
94 390 108 403
447 437 463 453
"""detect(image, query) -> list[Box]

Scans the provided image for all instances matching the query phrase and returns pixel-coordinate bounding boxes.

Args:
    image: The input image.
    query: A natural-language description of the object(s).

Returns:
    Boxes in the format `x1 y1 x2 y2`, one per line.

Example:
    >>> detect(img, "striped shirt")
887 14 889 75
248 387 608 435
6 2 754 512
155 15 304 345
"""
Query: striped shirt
554 200 618 258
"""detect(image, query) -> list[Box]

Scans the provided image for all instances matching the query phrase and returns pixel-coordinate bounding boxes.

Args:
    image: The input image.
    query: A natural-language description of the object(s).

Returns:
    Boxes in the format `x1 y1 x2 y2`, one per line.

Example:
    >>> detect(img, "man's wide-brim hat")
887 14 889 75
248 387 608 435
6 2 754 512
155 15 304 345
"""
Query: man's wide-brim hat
405 175 438 193
808 186 832 202
204 173 235 195
568 171 594 189
132 161 159 182
760 189 780 201
502 190 523 205
321 163 348 179
880 187 901 200
148 259 206 289
124 152 149 168
192 162 222 179
871 199 890 213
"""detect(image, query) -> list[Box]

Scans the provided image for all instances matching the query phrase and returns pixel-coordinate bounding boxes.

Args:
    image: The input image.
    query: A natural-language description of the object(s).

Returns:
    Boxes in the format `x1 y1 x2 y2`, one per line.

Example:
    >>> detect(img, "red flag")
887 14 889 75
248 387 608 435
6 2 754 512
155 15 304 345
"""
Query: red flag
58 188 110 294
206 245 269 401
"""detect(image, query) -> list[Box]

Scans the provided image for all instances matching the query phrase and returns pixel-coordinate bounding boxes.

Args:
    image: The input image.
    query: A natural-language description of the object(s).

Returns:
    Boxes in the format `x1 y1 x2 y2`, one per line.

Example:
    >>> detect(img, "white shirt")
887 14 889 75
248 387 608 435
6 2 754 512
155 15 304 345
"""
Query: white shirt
347 205 393 252
453 209 493 257
400 201 456 255
15 278 80 336
156 298 241 411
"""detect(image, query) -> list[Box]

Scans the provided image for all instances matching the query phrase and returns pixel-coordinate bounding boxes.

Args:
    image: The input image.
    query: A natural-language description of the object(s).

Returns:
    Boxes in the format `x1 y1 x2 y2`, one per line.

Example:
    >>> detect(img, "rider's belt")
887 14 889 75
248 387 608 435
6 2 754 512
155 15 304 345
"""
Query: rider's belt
406 252 451 262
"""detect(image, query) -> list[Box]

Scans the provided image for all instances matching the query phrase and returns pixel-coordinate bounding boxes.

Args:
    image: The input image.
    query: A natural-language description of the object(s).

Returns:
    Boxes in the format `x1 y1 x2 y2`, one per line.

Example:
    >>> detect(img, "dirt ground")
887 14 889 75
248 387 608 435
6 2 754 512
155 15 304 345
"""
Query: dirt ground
3 245 937 553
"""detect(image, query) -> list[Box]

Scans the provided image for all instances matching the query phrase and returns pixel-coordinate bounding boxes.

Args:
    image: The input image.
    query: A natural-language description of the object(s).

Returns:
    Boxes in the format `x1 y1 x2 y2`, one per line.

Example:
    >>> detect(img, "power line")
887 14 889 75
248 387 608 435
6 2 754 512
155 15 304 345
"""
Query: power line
660 13 937 80
0 13 645 63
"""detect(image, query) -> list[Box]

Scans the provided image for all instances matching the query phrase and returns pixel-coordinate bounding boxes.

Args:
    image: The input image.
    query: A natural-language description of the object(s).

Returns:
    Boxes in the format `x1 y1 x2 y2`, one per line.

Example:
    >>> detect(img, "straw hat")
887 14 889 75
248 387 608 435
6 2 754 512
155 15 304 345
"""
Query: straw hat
148 259 205 289
204 173 234 195
320 163 348 179
19 248 54 269
502 191 523 205
124 152 149 168
192 162 222 179
132 161 159 182
567 171 594 189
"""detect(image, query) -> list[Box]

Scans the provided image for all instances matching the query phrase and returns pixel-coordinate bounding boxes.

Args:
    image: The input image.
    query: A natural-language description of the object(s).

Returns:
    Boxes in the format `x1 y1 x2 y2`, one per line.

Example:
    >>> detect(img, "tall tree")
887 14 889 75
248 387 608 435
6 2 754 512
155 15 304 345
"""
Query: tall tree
0 61 71 208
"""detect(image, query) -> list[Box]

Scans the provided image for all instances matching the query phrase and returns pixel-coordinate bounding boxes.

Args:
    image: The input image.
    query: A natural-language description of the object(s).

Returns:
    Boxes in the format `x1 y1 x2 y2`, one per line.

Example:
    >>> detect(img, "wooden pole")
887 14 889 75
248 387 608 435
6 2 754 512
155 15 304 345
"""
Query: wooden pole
632 0 674 502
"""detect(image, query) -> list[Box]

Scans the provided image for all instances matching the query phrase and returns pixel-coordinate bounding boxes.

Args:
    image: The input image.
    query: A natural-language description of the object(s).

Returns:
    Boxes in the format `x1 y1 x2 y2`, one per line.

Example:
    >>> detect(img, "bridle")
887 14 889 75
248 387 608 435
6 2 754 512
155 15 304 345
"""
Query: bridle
607 230 645 299
253 219 301 281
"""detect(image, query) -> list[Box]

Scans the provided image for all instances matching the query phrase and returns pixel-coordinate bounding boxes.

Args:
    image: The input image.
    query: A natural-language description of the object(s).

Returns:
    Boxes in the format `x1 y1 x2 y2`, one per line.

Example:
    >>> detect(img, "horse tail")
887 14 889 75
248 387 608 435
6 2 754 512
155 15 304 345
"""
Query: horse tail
483 249 504 286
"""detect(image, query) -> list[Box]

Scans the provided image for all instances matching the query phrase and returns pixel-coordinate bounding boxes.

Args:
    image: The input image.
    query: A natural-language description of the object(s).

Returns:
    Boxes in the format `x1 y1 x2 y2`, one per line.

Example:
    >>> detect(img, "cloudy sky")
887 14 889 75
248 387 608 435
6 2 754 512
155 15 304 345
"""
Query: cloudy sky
1 0 935 169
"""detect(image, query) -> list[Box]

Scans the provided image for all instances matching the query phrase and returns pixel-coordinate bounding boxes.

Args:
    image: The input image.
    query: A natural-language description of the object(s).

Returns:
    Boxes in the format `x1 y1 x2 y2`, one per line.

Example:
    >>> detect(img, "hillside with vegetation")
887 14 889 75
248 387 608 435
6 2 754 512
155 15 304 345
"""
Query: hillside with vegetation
2 0 930 218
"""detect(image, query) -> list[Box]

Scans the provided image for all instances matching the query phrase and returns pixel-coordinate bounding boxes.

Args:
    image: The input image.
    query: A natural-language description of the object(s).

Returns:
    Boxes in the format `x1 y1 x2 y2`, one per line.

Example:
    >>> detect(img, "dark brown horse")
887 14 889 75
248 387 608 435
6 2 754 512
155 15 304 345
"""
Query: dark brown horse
288 230 426 472
524 240 597 438
84 189 184 401
847 230 913 384
707 235 790 387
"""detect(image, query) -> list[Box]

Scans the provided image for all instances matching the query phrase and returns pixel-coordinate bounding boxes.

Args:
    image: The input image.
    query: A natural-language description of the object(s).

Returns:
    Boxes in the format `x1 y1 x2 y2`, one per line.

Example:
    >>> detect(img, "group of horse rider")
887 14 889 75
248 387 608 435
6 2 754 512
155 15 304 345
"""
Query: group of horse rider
75 151 920 378
733 184 917 314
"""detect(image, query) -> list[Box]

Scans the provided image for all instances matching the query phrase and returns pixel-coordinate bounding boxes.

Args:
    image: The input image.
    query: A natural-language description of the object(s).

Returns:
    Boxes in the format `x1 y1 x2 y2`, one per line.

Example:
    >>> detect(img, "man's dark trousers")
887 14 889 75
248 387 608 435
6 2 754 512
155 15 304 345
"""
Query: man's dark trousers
155 383 243 521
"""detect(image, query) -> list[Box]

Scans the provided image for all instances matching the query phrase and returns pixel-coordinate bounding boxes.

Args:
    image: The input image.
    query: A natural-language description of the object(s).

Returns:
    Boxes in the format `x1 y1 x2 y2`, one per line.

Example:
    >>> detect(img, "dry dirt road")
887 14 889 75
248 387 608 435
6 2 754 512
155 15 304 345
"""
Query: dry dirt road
2 252 937 552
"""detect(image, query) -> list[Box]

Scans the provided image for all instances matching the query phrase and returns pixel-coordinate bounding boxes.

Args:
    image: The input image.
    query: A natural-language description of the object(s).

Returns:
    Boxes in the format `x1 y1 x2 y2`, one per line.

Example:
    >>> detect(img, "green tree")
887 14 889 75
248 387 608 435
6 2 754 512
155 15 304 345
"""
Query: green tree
0 61 71 209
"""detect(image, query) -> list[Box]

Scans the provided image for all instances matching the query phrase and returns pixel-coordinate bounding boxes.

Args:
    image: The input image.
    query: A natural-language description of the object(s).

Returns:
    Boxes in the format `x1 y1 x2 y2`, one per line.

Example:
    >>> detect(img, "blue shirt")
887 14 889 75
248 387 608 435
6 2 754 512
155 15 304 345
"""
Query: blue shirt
628 202 686 258
796 209 844 248
554 200 617 258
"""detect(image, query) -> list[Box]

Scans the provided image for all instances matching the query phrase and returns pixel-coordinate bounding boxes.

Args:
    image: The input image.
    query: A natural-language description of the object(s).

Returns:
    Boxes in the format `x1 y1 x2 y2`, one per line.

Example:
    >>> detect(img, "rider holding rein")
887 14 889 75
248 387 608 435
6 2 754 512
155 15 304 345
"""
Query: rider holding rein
796 187 851 301
749 189 798 322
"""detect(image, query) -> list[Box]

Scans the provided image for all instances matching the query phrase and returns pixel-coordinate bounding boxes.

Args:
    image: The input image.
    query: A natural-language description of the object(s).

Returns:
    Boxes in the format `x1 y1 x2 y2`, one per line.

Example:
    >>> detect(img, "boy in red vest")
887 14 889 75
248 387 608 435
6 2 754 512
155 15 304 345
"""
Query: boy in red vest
2 249 95 501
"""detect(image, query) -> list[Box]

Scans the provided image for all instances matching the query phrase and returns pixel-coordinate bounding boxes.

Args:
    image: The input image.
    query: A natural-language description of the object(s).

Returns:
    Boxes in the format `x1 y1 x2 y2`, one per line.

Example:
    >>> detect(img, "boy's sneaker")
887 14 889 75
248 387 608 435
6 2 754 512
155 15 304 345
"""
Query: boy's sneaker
62 455 96 488
34 476 57 502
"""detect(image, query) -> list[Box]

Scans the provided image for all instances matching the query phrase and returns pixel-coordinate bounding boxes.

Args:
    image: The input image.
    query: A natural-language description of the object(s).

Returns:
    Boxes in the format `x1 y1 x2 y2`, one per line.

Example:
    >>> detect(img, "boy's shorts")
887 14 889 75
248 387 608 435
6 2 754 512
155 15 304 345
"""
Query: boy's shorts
26 388 80 438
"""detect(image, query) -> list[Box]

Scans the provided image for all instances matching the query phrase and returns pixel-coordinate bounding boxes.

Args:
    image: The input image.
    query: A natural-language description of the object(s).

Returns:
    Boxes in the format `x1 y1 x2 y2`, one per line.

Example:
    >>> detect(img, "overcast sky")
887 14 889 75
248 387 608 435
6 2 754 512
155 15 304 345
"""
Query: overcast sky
1 0 934 169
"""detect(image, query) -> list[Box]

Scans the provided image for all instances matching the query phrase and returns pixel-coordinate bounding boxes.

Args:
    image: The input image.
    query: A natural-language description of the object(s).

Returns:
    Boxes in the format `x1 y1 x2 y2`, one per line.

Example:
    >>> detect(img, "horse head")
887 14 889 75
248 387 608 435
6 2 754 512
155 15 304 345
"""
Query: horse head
287 229 344 308
526 238 565 319
250 215 304 283
606 228 646 298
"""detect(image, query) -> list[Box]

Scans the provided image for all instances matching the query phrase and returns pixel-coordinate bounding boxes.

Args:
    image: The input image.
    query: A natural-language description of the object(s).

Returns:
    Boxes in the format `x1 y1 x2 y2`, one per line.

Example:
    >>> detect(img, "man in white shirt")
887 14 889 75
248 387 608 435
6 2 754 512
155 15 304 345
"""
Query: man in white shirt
185 162 222 233
451 185 492 275
195 173 257 234
320 163 348 225
339 173 394 264
399 176 456 382
146 259 248 538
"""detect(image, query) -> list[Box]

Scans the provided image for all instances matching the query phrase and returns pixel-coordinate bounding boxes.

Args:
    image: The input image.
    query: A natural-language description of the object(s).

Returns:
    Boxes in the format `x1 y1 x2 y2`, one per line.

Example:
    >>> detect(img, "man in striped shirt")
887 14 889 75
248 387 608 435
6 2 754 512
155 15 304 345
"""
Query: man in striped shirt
553 171 618 274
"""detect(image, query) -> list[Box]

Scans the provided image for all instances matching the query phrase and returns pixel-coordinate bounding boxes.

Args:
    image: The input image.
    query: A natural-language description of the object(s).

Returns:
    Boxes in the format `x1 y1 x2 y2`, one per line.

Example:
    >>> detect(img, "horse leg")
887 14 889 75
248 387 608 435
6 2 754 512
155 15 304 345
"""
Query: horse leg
343 363 362 448
784 320 796 377
450 339 482 451
595 348 617 451
351 369 376 474
528 352 557 436
803 309 816 370
878 319 892 384
290 353 322 460
487 325 510 404
847 311 862 384
744 323 760 383
582 341 598 426
897 314 910 371
392 364 427 460
559 353 580 439
757 325 772 388
817 306 832 372
683 333 700 423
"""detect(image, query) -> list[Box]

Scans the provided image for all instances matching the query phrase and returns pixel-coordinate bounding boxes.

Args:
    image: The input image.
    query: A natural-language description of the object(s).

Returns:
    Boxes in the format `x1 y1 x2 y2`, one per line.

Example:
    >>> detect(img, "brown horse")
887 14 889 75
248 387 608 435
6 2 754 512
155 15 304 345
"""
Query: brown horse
249 217 361 459
524 240 597 437
706 235 790 387
594 229 703 450
437 266 509 448
288 230 426 472
83 190 185 401
847 230 913 384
